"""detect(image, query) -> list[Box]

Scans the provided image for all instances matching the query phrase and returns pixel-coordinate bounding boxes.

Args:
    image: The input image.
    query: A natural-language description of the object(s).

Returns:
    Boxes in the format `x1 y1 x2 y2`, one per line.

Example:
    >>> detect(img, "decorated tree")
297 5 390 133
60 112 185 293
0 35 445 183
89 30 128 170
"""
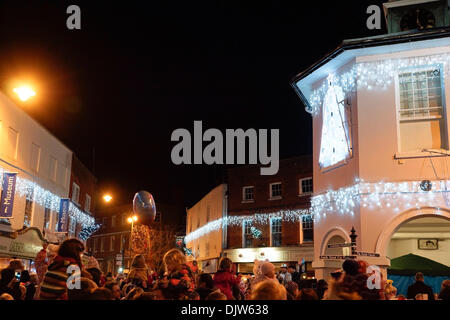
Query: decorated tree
146 224 177 276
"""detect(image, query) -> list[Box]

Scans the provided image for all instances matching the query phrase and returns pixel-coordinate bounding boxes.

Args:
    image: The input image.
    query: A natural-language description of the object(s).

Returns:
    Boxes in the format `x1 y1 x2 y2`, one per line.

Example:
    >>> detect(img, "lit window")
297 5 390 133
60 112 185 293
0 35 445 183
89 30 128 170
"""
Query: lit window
24 186 34 227
299 177 313 195
302 215 314 242
243 220 253 248
397 66 447 152
110 235 115 251
111 215 116 228
242 186 254 201
270 182 282 199
271 218 282 247
30 143 41 172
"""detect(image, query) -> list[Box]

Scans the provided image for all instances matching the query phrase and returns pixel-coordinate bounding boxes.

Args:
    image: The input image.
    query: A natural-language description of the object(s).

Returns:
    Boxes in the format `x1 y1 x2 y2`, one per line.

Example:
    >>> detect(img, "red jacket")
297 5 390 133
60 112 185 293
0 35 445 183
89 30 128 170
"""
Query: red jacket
213 270 239 300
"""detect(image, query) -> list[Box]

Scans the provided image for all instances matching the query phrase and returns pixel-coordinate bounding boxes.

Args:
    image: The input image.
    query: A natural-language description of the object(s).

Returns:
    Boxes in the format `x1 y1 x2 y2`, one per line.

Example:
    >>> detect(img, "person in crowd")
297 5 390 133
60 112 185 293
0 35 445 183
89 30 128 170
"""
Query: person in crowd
39 238 85 300
288 265 300 285
89 287 114 300
297 288 319 300
134 292 158 300
315 279 328 300
195 273 216 300
407 272 435 300
105 281 122 300
106 272 113 282
206 291 227 300
86 267 103 287
19 270 36 300
68 277 98 300
277 264 291 285
213 257 239 300
34 241 49 284
251 261 279 288
0 293 14 300
438 279 450 300
0 268 24 300
251 279 287 300
285 281 299 300
323 277 361 300
127 254 152 290
7 259 24 272
162 248 195 300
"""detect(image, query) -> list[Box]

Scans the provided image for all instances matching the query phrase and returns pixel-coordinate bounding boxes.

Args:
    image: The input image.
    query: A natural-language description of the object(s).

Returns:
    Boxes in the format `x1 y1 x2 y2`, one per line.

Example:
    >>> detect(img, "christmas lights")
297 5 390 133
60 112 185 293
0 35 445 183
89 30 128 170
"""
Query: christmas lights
185 208 311 243
312 179 450 222
0 166 97 232
306 53 450 115
318 81 351 168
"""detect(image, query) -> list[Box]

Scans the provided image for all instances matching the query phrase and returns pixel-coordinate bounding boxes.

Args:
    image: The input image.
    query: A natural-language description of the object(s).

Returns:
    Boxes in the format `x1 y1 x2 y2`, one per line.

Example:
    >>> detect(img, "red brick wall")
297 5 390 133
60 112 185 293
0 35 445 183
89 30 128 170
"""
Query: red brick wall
69 155 97 214
226 155 312 249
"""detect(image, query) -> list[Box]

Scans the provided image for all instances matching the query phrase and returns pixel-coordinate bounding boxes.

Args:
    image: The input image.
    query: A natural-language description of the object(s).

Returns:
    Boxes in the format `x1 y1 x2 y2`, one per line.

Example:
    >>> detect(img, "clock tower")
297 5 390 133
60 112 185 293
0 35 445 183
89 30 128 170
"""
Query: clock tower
383 0 450 33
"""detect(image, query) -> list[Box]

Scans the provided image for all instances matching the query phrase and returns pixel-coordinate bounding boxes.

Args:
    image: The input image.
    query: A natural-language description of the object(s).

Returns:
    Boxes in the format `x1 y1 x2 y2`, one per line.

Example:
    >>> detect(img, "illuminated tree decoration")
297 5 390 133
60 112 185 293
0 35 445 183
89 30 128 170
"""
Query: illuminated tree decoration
250 226 262 239
319 78 351 168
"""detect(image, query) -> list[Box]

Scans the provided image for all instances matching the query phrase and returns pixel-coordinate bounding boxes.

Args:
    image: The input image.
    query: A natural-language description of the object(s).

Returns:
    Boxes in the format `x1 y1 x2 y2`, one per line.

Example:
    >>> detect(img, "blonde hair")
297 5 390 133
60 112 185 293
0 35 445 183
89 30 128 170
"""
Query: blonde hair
163 249 186 272
251 280 287 300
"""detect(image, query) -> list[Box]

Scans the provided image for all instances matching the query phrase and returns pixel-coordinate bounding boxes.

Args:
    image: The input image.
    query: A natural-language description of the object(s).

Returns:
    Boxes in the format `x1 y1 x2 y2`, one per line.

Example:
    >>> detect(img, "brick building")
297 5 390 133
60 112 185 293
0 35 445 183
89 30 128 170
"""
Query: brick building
222 155 315 275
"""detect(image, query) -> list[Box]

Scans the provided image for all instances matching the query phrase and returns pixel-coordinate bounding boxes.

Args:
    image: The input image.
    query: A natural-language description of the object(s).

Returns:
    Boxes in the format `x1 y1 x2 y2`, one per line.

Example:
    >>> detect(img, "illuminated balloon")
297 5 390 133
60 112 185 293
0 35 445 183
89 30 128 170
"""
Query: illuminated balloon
133 191 157 226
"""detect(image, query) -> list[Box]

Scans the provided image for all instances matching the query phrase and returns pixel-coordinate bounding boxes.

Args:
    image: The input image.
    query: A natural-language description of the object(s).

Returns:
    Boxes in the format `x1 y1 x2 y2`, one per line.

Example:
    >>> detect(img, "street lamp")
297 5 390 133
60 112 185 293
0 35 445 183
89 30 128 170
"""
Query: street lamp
13 85 36 101
103 194 112 203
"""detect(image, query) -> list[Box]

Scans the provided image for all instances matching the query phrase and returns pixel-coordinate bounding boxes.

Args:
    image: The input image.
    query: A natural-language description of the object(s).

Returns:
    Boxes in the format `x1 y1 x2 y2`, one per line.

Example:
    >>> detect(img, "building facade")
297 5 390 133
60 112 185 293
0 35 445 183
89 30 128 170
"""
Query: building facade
293 1 450 280
0 90 96 270
223 156 314 274
185 184 227 273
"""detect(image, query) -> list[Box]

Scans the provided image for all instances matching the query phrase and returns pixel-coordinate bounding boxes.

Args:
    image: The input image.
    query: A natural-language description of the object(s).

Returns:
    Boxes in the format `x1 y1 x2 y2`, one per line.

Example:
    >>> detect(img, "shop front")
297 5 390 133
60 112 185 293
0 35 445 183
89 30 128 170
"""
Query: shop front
222 245 315 276
0 227 45 271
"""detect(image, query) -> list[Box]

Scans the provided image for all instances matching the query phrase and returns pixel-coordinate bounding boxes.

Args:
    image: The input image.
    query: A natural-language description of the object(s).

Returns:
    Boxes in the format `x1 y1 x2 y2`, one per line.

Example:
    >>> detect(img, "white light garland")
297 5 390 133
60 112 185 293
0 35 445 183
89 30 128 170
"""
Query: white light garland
312 178 450 222
185 208 311 243
306 53 450 115
0 166 97 230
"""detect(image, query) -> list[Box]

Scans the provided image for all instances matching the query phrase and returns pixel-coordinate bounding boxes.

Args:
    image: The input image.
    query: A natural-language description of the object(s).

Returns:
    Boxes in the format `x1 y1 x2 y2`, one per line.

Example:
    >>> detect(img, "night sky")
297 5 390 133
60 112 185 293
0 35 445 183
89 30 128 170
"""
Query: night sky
0 1 386 210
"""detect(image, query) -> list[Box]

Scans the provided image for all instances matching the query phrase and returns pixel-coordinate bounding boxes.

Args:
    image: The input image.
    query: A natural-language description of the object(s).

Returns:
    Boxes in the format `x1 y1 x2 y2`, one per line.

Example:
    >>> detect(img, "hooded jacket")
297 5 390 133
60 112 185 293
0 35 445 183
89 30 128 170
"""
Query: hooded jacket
213 270 239 300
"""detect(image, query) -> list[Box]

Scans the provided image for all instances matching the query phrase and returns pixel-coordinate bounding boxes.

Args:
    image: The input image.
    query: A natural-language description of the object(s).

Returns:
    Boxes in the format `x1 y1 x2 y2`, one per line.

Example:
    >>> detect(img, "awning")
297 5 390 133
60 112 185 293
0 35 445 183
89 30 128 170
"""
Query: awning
0 227 45 260
387 253 450 276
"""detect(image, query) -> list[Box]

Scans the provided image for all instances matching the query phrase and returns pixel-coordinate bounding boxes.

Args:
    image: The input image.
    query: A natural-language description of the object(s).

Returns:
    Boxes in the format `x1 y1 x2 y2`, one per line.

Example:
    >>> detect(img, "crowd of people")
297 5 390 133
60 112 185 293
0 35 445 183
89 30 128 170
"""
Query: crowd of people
0 238 449 300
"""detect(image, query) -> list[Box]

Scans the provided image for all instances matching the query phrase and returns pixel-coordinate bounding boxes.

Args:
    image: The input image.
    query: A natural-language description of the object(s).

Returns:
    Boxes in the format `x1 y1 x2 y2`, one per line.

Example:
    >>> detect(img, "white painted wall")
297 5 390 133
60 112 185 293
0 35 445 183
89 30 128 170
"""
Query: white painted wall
308 41 450 279
186 184 226 265
0 91 72 231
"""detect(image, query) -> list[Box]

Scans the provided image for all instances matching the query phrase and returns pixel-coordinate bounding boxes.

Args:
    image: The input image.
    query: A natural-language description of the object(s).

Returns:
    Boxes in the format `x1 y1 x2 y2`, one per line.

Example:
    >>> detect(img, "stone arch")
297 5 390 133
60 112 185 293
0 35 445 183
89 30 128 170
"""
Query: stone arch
375 206 450 257
320 226 352 256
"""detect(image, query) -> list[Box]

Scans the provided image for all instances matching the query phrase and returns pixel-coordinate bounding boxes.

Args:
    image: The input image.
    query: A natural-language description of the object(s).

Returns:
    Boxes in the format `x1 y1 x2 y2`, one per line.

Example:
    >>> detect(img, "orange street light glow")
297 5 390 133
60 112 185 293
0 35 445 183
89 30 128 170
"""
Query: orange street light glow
103 194 112 202
13 86 36 101
127 217 133 223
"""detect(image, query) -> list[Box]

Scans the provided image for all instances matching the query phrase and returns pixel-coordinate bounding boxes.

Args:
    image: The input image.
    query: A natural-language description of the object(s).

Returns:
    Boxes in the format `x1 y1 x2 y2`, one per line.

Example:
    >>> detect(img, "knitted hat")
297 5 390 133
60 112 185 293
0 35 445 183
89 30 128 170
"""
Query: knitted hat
86 256 100 270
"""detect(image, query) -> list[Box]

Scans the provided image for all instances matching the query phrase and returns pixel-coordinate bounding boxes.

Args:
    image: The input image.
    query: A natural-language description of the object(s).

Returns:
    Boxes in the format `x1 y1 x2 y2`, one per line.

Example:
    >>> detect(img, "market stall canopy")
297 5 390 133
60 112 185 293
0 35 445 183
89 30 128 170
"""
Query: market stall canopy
388 253 450 277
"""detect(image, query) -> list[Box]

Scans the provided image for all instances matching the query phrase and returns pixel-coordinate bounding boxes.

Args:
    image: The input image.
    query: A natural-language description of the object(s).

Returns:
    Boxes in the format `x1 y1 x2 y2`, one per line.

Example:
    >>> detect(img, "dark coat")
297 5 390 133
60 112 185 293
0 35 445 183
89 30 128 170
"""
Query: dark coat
407 281 435 300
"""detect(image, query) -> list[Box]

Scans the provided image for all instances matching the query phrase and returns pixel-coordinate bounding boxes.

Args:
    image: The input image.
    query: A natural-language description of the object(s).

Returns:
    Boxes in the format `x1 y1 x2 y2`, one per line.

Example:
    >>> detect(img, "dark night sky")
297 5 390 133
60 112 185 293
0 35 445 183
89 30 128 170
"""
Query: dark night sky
0 1 386 209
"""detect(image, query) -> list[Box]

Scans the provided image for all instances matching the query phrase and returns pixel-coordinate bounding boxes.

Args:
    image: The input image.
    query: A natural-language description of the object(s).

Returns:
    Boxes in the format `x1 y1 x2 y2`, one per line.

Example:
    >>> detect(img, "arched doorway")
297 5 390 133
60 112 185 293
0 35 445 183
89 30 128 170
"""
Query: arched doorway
319 229 352 280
